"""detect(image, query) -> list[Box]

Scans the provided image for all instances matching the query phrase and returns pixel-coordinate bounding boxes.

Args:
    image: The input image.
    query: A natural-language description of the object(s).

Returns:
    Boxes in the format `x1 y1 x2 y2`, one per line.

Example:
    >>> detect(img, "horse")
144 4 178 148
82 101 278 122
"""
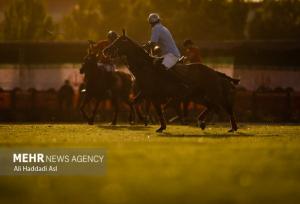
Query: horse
79 41 136 125
103 30 239 133
167 71 240 125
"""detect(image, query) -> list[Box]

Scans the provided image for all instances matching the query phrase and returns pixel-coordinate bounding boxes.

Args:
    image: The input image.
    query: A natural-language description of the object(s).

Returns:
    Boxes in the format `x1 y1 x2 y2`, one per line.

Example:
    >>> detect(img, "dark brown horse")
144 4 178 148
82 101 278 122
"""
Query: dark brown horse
103 30 239 132
79 42 135 125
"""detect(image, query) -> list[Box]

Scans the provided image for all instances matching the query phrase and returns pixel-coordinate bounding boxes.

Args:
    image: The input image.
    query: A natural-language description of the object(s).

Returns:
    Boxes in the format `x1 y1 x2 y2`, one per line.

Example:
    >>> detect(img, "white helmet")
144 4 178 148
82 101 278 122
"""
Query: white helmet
148 13 160 24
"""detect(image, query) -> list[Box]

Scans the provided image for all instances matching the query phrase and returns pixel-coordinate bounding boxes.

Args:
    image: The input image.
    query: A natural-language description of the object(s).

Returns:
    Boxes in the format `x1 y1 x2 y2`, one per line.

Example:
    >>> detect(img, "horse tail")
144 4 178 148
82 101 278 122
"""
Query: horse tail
216 71 240 86
230 78 240 86
196 64 240 85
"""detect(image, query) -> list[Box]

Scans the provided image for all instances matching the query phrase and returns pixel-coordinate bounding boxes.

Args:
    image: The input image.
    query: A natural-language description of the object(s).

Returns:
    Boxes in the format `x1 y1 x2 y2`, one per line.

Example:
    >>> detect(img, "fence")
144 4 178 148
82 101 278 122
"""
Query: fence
1 40 300 123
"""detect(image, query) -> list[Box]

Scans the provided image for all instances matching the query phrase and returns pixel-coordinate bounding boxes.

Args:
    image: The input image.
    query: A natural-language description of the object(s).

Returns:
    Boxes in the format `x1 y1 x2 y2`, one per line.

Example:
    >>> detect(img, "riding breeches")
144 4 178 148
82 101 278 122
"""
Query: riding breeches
162 53 179 69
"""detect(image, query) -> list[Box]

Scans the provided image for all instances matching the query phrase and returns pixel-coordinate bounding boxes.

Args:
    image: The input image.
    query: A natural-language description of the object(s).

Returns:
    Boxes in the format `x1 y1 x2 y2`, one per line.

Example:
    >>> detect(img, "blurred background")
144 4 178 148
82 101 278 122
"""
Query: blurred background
0 0 300 122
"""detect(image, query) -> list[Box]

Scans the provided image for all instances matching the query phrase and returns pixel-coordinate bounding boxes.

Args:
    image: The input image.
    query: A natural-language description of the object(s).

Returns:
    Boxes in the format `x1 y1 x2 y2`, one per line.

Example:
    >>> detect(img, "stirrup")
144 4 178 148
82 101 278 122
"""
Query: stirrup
178 56 185 64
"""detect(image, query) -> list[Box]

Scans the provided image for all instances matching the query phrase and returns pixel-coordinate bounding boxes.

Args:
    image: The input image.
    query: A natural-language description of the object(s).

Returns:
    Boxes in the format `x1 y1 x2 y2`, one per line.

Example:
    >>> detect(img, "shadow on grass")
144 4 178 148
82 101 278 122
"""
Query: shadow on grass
159 131 255 138
160 131 280 138
97 124 151 131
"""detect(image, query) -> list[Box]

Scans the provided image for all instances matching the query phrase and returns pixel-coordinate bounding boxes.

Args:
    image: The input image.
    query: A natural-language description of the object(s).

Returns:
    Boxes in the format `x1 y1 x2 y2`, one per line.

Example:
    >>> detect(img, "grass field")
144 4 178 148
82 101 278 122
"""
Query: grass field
0 123 300 204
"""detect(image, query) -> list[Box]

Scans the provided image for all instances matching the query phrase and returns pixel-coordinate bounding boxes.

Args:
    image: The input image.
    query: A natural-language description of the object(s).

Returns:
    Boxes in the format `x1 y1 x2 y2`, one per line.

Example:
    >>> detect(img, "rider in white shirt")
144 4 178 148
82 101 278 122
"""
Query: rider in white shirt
147 13 181 69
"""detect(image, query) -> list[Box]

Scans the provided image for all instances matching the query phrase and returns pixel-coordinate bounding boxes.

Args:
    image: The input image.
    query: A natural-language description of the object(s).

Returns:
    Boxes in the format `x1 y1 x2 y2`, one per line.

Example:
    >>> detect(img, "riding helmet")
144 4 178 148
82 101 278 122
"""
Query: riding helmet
148 13 160 24
107 30 118 42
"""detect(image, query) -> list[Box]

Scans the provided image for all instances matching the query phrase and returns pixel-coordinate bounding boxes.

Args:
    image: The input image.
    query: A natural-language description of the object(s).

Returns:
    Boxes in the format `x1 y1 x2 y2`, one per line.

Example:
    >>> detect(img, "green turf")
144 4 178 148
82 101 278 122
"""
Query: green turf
0 123 300 204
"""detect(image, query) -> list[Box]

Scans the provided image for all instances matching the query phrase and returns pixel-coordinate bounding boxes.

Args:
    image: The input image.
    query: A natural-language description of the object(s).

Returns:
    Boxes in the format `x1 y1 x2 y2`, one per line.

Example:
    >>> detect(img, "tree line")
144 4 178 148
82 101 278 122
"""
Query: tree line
1 0 300 42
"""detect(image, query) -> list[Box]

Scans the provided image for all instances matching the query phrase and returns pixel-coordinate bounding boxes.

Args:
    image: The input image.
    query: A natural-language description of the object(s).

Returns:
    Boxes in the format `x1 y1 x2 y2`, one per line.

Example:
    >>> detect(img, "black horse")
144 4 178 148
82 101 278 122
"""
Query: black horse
79 42 135 125
103 30 239 133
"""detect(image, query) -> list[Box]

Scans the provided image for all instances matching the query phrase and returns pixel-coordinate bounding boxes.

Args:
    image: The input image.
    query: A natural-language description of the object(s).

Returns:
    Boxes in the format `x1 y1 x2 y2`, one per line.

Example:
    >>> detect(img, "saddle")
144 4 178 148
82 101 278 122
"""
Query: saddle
153 57 163 67
151 56 193 90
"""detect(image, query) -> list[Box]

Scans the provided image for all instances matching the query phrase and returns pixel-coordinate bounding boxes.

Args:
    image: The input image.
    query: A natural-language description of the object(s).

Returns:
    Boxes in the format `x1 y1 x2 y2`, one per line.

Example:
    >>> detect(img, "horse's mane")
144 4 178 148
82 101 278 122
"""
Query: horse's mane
124 36 154 62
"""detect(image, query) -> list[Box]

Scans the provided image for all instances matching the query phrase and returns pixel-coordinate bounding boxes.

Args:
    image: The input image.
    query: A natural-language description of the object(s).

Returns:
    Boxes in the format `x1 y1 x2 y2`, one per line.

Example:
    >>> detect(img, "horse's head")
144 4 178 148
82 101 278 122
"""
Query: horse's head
103 29 137 59
80 41 98 74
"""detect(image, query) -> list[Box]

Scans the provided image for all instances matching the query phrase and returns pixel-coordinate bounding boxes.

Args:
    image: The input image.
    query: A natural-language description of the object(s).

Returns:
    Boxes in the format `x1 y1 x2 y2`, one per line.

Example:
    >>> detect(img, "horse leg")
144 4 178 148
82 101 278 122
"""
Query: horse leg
176 101 185 125
80 95 93 125
182 99 189 124
197 107 210 130
153 102 166 133
127 100 135 125
131 92 149 125
89 100 100 125
222 86 238 132
144 100 153 126
136 99 151 126
134 102 148 125
226 106 238 132
229 114 238 132
168 100 184 124
132 91 143 104
111 98 119 126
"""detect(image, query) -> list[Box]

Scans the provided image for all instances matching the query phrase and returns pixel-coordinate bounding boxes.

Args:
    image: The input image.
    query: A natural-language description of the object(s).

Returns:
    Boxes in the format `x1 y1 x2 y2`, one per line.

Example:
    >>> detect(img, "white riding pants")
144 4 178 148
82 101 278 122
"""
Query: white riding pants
162 53 179 69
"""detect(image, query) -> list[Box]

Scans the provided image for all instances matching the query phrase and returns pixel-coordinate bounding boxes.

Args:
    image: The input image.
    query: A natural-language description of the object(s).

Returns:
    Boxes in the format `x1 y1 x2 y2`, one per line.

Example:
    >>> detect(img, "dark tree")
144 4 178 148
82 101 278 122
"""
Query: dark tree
3 0 56 41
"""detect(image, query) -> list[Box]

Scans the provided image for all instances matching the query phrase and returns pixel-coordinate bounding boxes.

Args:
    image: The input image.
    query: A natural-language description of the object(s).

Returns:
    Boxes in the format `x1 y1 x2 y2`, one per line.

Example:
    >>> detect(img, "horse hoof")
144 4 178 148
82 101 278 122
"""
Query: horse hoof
143 117 149 126
88 121 94 125
144 118 149 126
198 121 206 130
156 127 166 133
156 129 163 133
110 122 116 126
228 129 235 133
